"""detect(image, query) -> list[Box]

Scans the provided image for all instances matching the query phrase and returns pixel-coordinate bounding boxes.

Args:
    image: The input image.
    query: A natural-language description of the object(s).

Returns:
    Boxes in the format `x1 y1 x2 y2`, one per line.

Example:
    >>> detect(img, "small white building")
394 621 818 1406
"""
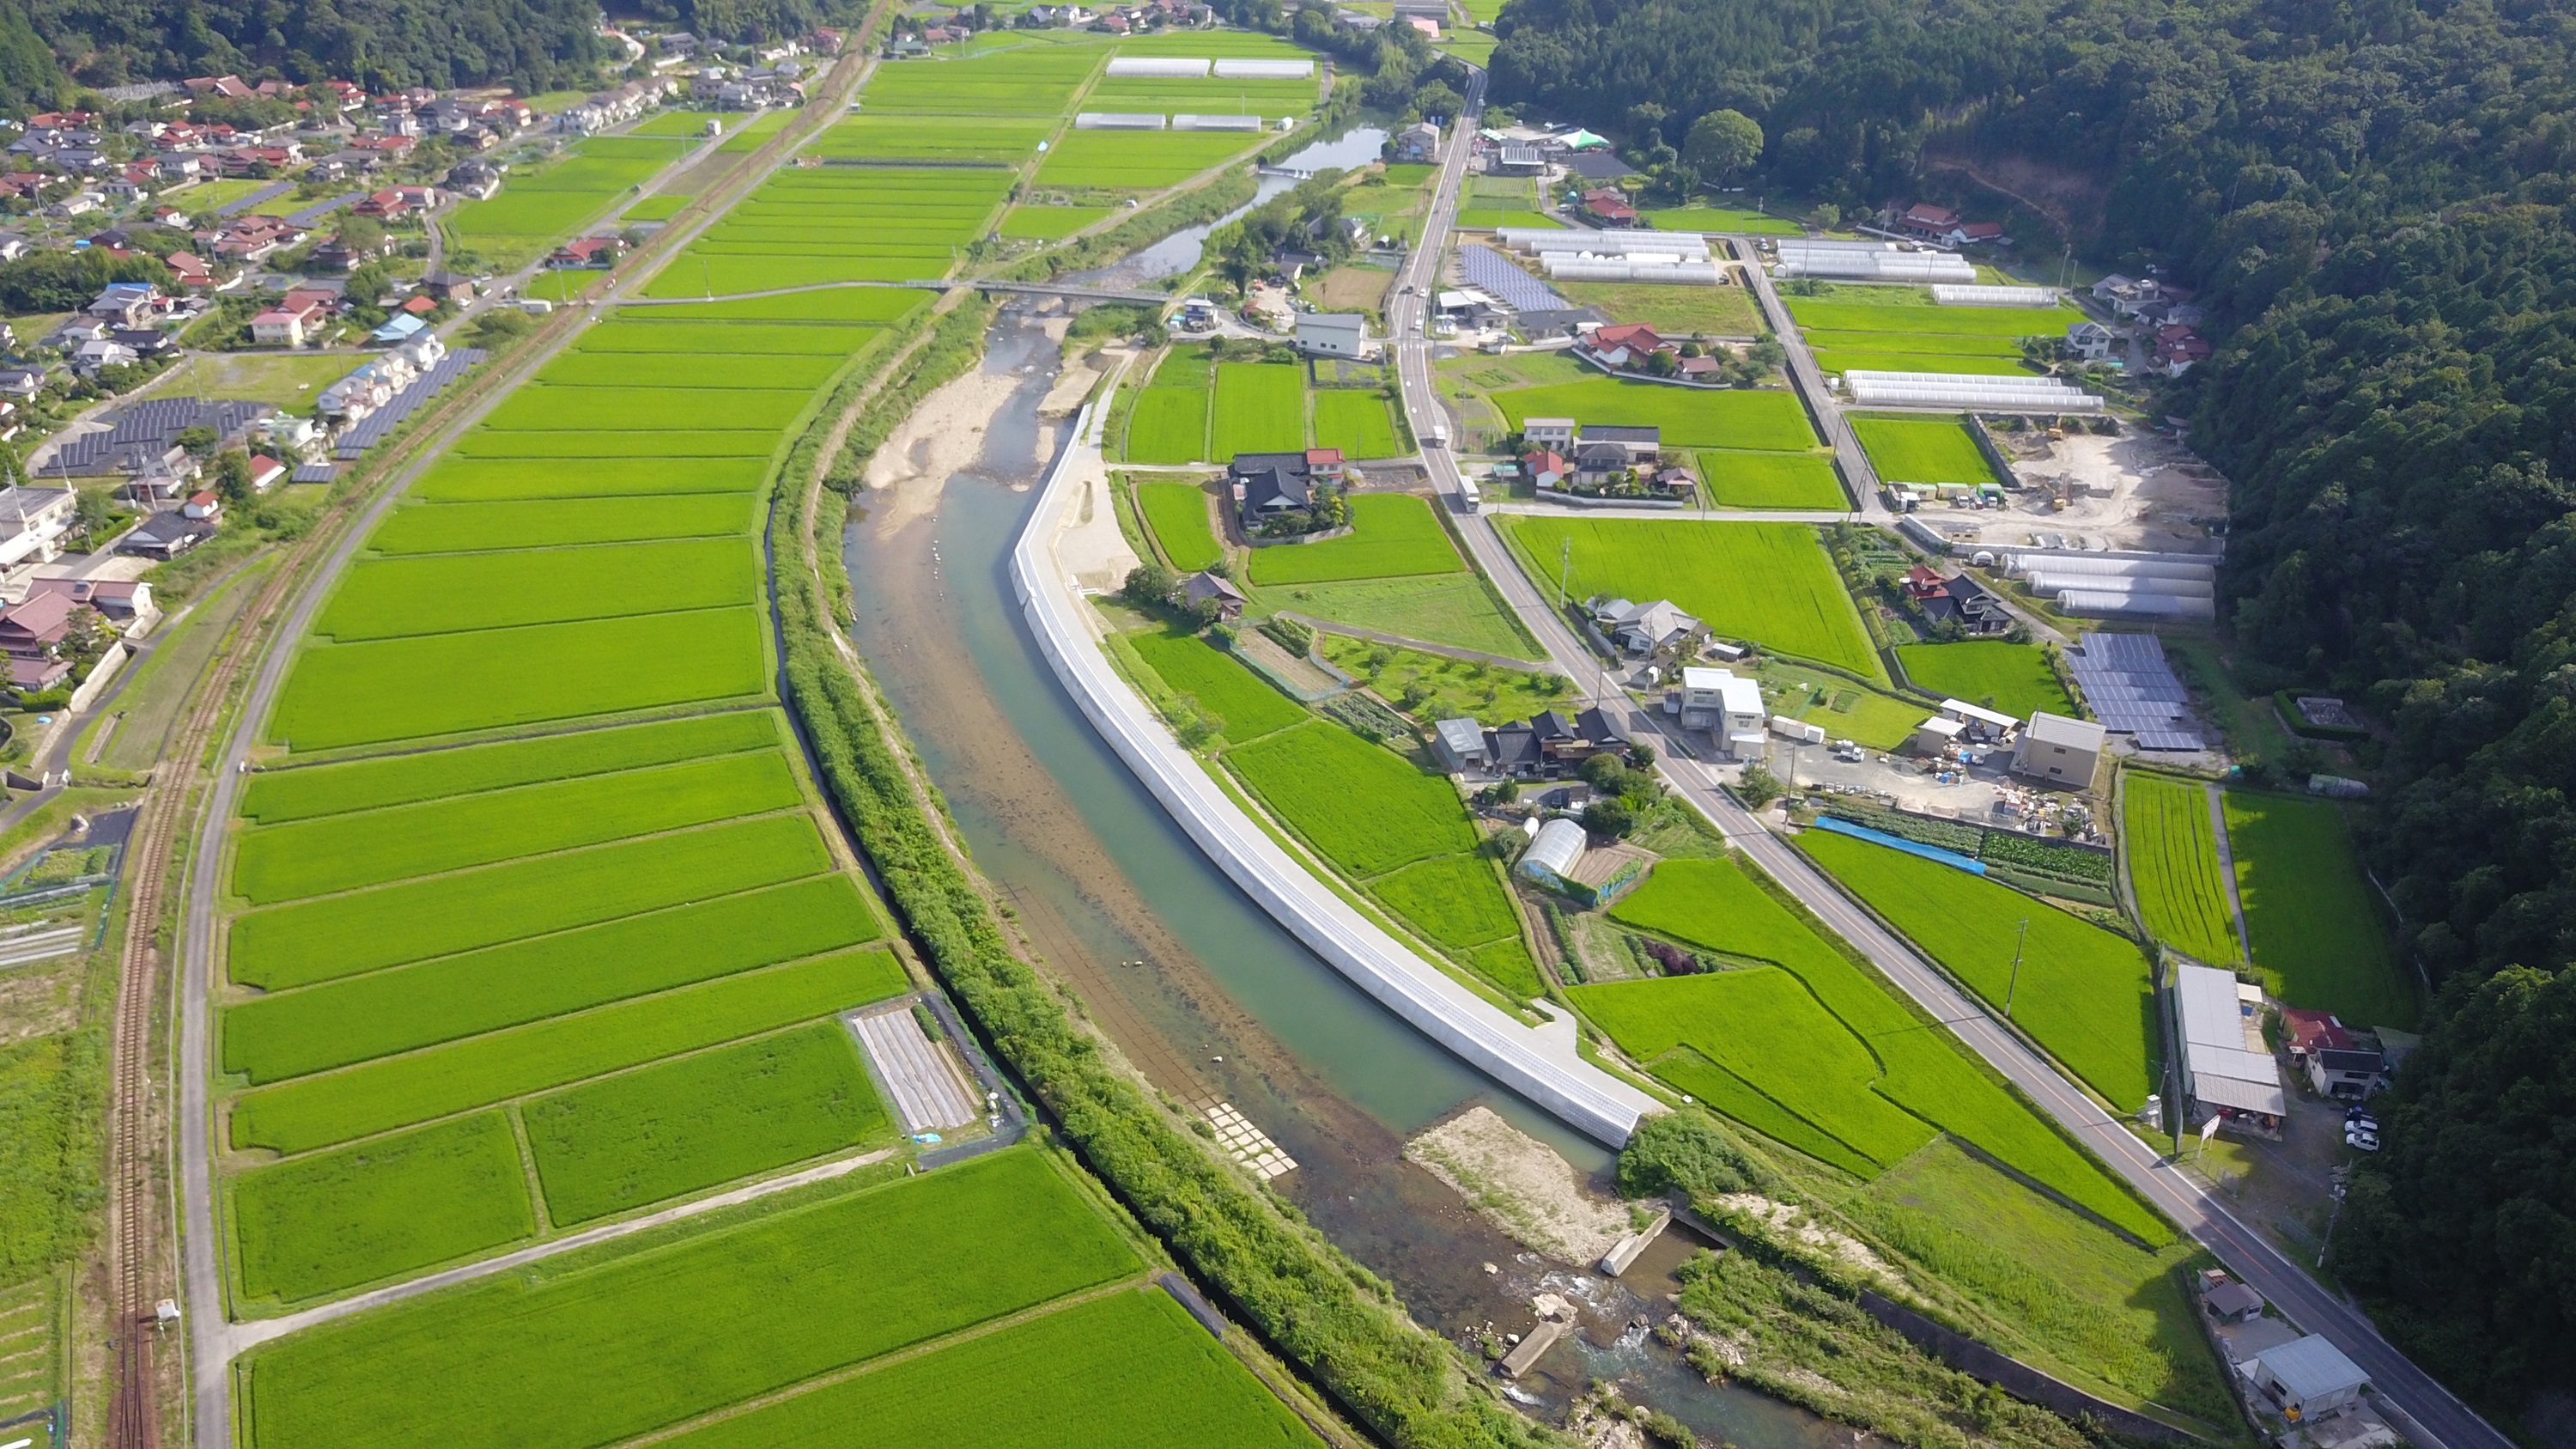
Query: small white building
2013 710 2105 785
1296 313 1371 360
1522 417 1576 451
1940 697 2021 741
2246 1335 2370 1423
1677 667 1764 757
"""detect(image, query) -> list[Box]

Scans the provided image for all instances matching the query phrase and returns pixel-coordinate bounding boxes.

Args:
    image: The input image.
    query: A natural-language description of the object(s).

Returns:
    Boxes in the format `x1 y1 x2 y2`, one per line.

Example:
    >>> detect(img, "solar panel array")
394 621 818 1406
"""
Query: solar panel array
2067 631 2205 750
49 399 274 473
290 461 337 484
214 180 293 218
334 350 484 458
1459 243 1571 314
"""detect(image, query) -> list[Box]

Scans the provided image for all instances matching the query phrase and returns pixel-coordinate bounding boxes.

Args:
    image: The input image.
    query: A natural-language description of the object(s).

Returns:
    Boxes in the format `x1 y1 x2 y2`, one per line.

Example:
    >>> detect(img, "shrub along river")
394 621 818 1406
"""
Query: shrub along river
837 300 1860 1447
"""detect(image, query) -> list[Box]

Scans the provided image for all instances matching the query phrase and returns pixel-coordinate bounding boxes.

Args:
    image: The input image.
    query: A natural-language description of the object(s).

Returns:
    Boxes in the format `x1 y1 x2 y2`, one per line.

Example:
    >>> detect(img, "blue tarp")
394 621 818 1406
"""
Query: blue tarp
1813 814 1986 874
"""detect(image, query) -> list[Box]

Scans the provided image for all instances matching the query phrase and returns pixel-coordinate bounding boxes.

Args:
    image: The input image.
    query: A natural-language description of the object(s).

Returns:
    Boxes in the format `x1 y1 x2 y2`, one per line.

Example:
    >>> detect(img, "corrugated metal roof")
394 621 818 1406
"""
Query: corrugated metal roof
2255 1336 2369 1401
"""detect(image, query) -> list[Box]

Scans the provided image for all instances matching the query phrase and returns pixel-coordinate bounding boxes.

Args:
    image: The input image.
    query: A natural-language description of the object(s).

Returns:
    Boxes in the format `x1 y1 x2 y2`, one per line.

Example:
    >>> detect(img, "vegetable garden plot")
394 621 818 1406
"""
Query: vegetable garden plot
2221 793 2415 1028
229 948 908 1154
1137 482 1222 570
453 429 784 459
1851 416 2000 485
577 322 882 354
232 750 802 904
523 1022 891 1224
534 350 848 390
368 494 762 554
1894 642 2073 717
314 538 759 642
999 204 1109 240
1495 517 1880 679
241 711 779 824
1577 970 1940 1169
1245 494 1464 585
1603 858 2163 1237
230 814 838 991
1128 630 1306 740
236 1150 1143 1449
480 387 815 433
411 456 775 502
232 1113 534 1305
2123 774 2241 965
1226 721 1477 876
1210 362 1303 455
264 606 769 752
1311 389 1406 459
1798 831 2158 1109
1494 379 1819 451
646 1289 1321 1449
222 875 881 1082
1696 450 1847 508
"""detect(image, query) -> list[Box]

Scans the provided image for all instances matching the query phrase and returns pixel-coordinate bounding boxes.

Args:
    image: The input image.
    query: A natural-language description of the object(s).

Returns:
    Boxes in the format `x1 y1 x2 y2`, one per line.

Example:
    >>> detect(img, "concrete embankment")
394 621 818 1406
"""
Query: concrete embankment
1008 401 1656 1148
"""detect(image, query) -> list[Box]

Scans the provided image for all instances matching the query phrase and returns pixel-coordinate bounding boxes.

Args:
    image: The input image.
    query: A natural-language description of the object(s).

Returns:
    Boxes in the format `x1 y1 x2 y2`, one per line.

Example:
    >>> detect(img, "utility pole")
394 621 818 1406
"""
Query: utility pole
1557 536 1571 609
2004 917 2029 1020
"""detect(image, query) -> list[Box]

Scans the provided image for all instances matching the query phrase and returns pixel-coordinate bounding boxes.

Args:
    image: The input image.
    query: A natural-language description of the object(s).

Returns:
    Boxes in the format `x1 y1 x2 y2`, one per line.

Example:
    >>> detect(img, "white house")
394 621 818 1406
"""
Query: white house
1522 417 1576 451
2067 320 2117 360
0 486 76 572
1296 313 1371 360
2013 710 2105 785
1677 666 1764 757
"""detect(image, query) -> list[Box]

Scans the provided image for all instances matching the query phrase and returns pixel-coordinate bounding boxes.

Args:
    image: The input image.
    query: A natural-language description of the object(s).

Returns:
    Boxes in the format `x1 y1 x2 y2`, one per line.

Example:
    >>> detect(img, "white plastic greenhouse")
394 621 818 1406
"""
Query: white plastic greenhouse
1930 284 2061 307
1106 58 1211 76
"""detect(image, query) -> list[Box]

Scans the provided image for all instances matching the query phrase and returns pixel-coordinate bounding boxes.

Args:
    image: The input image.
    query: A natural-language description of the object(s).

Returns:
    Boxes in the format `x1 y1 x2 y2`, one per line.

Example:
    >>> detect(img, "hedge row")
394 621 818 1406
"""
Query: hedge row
769 315 1566 1449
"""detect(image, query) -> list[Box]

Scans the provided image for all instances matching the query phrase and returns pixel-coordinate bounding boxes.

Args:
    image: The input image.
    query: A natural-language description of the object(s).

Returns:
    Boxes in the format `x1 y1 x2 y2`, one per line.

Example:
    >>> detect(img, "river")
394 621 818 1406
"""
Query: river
834 130 1857 1447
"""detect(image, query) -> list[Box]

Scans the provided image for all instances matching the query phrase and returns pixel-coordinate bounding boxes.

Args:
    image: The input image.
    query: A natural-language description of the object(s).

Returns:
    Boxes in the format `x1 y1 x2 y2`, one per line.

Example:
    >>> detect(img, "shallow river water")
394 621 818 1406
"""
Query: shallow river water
835 293 1857 1448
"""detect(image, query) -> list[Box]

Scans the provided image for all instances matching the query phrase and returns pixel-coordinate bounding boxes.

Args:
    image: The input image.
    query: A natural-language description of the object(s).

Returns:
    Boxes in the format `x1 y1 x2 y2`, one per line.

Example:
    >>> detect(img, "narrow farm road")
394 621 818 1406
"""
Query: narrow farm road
1388 70 2513 1449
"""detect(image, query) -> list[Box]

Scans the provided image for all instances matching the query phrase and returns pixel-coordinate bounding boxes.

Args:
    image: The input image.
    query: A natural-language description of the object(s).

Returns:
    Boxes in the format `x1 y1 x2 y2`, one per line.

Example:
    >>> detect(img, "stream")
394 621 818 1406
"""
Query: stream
832 126 1861 1448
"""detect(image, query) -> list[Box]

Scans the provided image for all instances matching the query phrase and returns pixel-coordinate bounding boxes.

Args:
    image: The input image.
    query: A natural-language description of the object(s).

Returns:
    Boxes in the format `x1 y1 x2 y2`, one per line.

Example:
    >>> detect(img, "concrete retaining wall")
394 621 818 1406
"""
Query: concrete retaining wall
1857 1290 2199 1442
1011 404 1657 1148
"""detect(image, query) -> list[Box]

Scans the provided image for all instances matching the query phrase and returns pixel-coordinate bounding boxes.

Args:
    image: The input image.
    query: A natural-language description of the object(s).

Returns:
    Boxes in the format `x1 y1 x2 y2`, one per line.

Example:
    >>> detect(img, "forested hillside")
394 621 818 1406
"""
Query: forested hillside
1492 0 2576 1419
0 0 604 106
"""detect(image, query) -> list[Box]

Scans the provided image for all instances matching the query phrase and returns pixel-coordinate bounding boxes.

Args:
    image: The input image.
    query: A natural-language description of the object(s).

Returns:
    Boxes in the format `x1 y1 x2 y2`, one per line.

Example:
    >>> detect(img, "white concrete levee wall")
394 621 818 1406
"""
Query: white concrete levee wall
1012 404 1657 1148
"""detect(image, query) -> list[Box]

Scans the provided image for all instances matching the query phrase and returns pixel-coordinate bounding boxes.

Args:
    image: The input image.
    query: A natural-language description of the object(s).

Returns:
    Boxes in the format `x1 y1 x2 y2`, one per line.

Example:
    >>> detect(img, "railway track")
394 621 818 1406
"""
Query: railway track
106 547 302 1449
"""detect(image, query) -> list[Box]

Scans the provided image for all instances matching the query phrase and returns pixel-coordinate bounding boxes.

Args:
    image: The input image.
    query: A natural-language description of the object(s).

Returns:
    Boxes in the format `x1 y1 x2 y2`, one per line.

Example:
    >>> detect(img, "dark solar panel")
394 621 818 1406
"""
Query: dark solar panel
335 350 483 458
1459 244 1571 314
290 462 336 484
2067 632 2205 750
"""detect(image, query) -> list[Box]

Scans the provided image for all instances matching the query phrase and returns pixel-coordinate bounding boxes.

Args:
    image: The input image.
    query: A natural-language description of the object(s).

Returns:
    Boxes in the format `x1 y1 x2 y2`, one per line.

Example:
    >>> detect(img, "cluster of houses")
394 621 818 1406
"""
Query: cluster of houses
1431 705 1626 780
1519 414 1693 500
2197 1274 2391 1449
2063 274 2212 376
1226 448 1347 533
1899 564 2013 636
1893 202 2006 249
888 0 1213 45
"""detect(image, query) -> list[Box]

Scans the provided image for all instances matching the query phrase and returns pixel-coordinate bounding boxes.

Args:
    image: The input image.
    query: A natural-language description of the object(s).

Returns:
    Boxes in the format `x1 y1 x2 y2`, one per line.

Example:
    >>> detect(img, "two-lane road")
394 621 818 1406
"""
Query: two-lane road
1387 70 2510 1449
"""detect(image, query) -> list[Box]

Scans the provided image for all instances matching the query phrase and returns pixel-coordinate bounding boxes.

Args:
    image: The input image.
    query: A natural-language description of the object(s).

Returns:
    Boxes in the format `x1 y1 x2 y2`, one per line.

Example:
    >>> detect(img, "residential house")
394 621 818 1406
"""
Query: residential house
1391 119 1439 163
163 252 214 289
1675 667 1765 755
117 508 217 560
2066 320 2117 361
1592 597 1700 654
2280 1008 2385 1099
1303 447 1345 484
46 192 103 219
0 486 76 573
88 283 166 326
244 454 287 493
250 301 325 347
1576 187 1636 228
109 328 173 359
0 369 48 400
1526 449 1566 488
25 576 155 633
420 271 478 304
1917 573 2012 634
1522 417 1576 451
1578 423 1660 462
1571 439 1631 487
1181 569 1244 620
71 338 138 374
1294 313 1370 360
2012 710 2104 785
1431 718 1489 773
1530 706 1621 766
1230 451 1314 527
181 490 221 521
354 187 414 219
550 235 628 269
1896 203 1960 240
444 160 503 199
2154 324 2211 377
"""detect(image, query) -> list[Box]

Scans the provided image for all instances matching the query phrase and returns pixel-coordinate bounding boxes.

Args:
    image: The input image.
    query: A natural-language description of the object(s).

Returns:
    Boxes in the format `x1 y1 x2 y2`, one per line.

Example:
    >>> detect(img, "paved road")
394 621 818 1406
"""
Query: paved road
1388 68 2511 1449
172 52 889 1449
1733 240 1888 518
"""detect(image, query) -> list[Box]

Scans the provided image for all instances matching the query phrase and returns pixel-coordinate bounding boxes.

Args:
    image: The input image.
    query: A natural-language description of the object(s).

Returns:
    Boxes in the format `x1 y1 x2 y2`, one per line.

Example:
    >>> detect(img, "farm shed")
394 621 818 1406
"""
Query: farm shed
2246 1335 2370 1423
1296 313 1370 360
2171 961 2287 1131
2011 710 2103 785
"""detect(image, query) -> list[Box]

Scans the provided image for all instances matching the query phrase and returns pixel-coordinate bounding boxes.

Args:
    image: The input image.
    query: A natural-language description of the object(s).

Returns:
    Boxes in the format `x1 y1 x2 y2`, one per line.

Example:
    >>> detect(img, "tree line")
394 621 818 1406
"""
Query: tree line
1490 0 2575 1416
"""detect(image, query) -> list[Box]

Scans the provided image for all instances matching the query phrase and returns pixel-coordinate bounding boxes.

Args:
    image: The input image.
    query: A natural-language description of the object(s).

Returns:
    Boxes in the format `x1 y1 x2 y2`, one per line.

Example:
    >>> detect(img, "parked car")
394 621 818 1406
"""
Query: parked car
2344 1126 2379 1152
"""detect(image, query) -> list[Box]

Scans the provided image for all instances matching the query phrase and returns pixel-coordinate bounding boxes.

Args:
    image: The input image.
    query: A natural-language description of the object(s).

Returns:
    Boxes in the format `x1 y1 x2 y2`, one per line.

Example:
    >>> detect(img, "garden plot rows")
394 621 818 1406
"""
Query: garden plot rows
1494 516 1881 679
227 162 1002 1312
237 1149 1312 1449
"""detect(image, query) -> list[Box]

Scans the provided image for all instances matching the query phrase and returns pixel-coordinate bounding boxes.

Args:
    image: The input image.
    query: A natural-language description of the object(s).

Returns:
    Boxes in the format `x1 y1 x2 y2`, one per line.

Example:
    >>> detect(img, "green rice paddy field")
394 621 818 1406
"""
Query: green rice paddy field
1494 377 1818 451
1696 449 1848 508
1586 856 2162 1239
1894 641 2073 716
1126 628 1308 742
2221 792 2415 1028
1798 831 2158 1108
1137 480 1224 570
2121 774 2242 966
1851 415 2000 486
1494 516 1880 679
1246 494 1464 585
447 137 695 267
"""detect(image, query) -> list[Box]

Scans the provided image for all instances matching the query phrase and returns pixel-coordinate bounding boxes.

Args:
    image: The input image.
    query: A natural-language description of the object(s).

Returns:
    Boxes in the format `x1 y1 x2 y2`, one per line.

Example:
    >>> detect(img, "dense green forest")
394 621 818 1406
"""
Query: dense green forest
1491 0 2576 1420
0 0 605 107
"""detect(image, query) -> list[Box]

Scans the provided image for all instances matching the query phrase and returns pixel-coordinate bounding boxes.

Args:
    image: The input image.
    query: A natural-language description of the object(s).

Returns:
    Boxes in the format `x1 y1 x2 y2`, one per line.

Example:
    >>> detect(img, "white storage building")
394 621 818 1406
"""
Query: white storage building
1930 283 2060 307
1213 58 1314 78
1075 112 1165 130
1843 371 2105 411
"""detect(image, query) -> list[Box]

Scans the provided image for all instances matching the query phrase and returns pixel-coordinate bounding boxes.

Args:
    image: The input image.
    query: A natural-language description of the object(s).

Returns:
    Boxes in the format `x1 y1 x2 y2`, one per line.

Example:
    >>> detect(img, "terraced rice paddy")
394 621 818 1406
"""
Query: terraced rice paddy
1245 493 1465 585
2221 792 2415 1027
1852 415 2001 486
1798 831 2158 1108
2123 773 2241 965
1589 857 2163 1239
1494 516 1880 679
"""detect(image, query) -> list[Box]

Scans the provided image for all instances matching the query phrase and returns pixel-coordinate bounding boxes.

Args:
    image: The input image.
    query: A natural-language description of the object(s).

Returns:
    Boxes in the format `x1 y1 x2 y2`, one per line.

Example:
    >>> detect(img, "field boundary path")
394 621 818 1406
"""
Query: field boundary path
168 33 897 1449
1389 68 2514 1449
2206 782 2253 959
1730 234 1887 518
